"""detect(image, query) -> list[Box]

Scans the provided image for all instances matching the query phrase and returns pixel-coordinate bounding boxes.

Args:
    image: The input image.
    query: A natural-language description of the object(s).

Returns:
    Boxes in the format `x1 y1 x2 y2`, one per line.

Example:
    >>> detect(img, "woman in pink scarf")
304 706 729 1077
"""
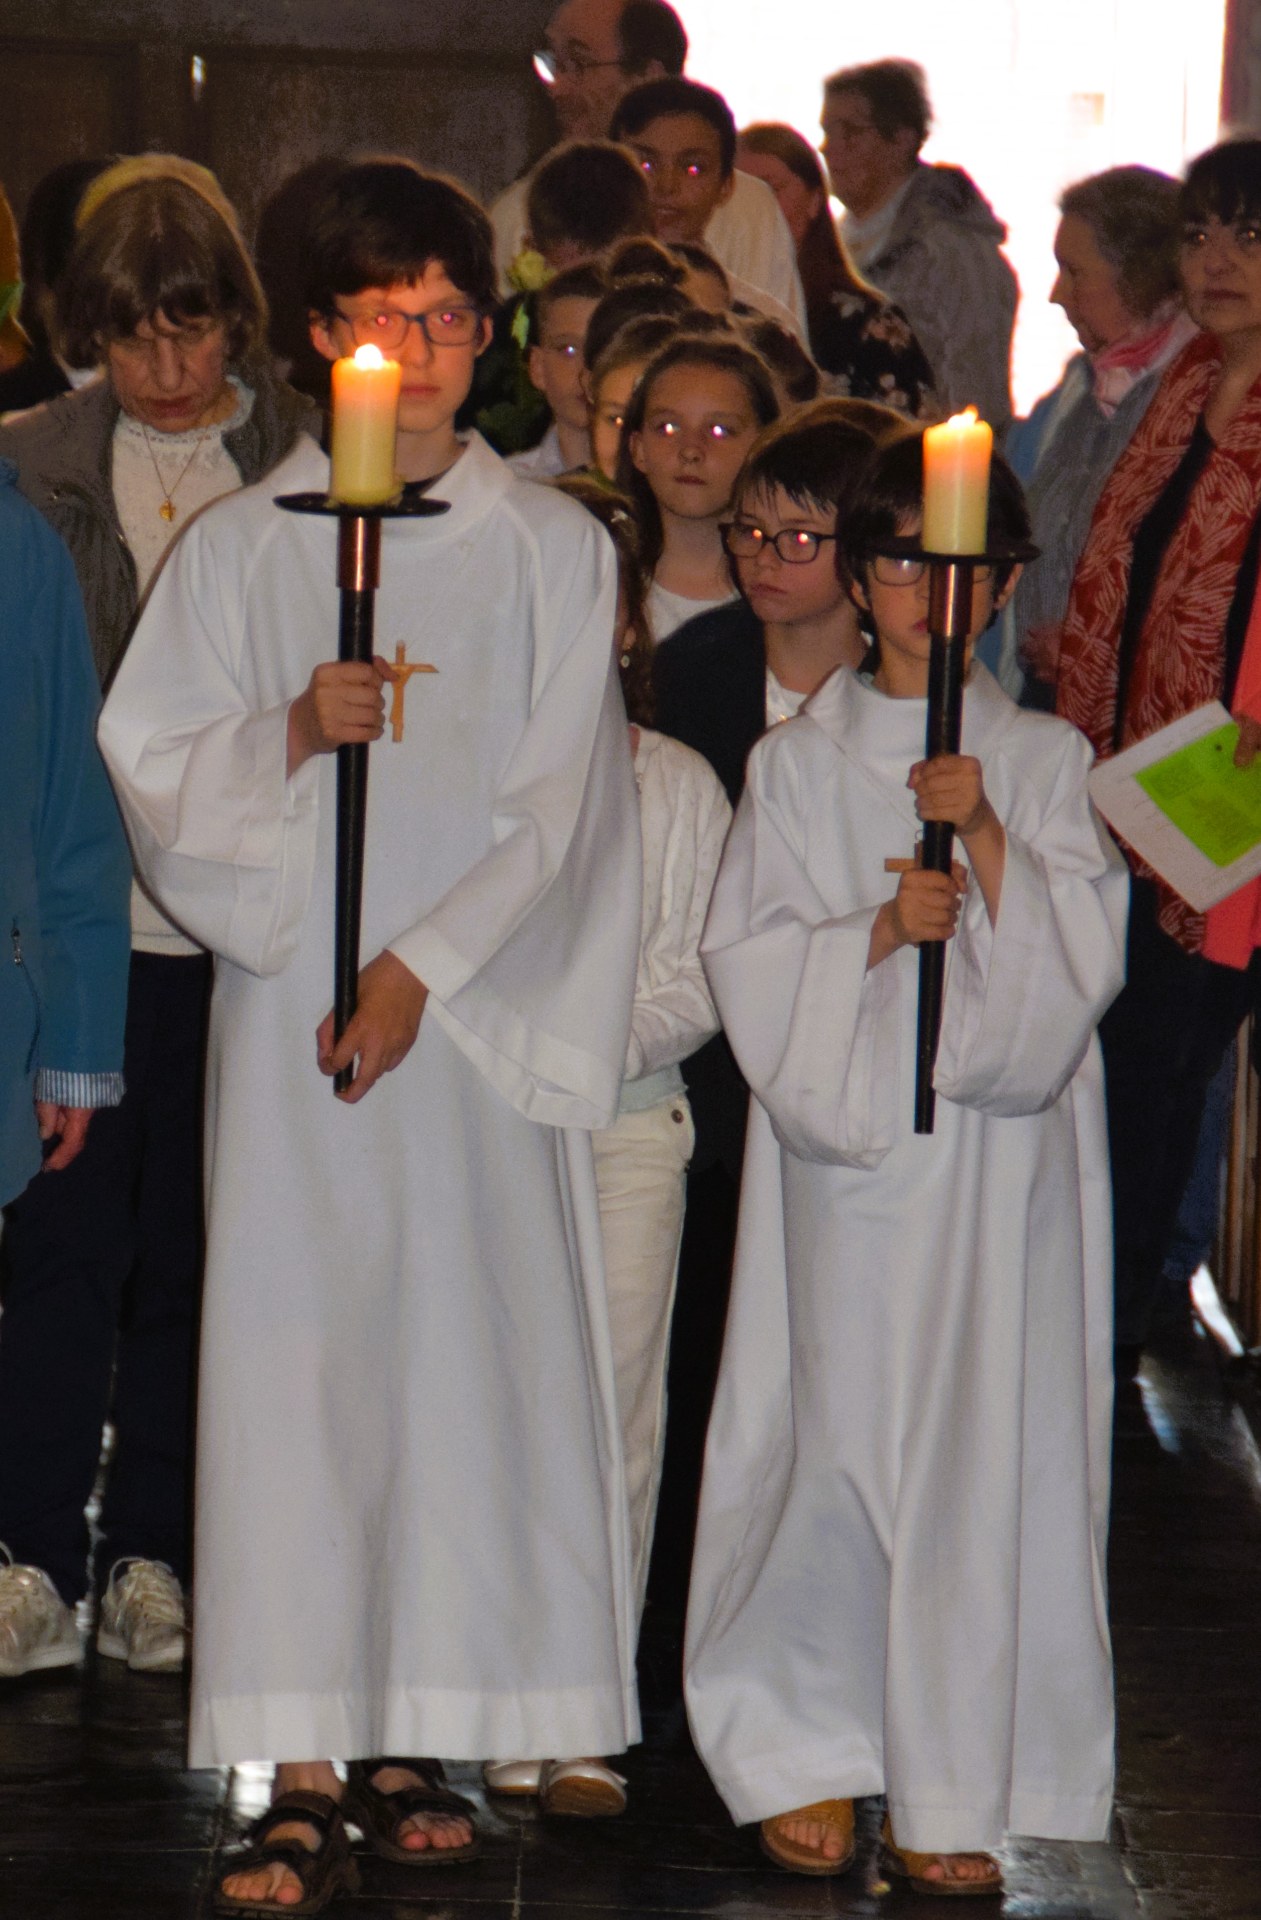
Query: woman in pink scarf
1056 139 1261 1376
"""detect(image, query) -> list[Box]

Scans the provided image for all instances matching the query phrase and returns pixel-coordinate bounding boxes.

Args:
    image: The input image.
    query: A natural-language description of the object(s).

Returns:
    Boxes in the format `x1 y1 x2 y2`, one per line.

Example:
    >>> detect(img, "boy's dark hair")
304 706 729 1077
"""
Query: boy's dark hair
618 0 688 79
1182 138 1261 232
588 312 683 400
732 399 899 522
737 314 819 404
584 277 694 371
605 235 686 287
610 79 738 179
675 308 737 339
823 59 932 152
838 429 1031 602
58 171 267 366
527 141 652 257
671 240 729 290
530 261 607 345
550 472 656 727
616 334 780 567
302 158 496 318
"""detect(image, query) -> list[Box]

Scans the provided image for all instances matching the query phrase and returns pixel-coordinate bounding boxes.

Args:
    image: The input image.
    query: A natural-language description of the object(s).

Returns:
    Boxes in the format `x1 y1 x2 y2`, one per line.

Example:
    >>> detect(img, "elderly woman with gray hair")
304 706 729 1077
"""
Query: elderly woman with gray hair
986 165 1194 701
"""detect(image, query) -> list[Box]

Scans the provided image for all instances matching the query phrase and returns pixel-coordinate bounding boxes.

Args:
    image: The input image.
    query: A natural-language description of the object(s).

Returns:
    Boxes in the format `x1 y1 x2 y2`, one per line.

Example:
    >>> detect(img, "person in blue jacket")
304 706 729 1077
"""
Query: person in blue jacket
0 455 130 1671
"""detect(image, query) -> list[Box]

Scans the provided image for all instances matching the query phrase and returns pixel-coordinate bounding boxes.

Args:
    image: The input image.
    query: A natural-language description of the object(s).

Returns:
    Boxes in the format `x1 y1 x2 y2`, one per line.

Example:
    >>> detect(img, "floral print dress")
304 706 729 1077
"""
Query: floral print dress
808 290 937 420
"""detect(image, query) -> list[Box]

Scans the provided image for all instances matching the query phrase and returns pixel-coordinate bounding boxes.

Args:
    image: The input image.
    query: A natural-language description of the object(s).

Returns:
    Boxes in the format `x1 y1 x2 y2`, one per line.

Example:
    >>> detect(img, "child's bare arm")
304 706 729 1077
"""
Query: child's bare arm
909 754 1006 925
287 656 392 776
867 865 964 970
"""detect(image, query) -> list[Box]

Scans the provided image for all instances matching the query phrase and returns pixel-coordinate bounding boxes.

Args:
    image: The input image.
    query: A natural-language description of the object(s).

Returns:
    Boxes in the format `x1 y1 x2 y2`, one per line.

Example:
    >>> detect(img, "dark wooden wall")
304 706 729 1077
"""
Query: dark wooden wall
2 0 556 239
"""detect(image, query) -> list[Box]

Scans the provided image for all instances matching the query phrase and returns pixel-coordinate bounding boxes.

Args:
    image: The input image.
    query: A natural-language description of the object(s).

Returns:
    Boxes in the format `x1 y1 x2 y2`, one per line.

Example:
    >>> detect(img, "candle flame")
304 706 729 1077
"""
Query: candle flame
944 406 982 430
352 344 387 369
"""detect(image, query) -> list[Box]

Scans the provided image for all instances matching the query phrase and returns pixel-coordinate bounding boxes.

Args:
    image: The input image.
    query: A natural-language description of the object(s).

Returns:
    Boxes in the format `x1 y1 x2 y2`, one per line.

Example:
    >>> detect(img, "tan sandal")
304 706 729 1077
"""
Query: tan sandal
881 1815 1003 1897
213 1790 360 1916
345 1757 479 1866
759 1797 855 1876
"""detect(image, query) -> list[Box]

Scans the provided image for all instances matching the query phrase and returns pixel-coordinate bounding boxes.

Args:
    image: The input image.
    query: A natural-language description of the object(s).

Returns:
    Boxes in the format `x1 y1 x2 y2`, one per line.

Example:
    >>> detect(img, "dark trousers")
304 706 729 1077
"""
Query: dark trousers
0 951 210 1604
1101 881 1259 1347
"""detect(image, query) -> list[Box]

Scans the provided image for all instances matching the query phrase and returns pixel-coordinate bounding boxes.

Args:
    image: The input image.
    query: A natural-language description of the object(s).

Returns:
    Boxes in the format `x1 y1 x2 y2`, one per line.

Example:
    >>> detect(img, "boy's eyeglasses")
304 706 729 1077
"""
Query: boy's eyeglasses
869 554 995 587
333 305 483 352
721 523 836 565
533 49 625 84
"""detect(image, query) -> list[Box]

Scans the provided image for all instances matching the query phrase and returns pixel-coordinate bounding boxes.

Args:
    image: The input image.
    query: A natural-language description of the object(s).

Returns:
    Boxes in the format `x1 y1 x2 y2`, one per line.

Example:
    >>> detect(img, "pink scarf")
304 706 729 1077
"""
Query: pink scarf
1091 305 1199 418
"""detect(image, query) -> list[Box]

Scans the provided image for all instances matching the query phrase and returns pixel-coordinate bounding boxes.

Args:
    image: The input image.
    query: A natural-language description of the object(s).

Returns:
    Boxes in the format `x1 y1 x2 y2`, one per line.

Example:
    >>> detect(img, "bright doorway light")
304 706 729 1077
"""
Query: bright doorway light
675 0 1226 414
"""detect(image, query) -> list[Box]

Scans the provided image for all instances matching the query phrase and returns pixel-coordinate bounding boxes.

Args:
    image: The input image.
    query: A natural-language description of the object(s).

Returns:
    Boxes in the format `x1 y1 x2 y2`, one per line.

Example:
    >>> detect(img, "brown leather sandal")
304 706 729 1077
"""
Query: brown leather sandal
213 1789 359 1917
345 1756 480 1866
758 1797 856 1876
881 1815 1004 1897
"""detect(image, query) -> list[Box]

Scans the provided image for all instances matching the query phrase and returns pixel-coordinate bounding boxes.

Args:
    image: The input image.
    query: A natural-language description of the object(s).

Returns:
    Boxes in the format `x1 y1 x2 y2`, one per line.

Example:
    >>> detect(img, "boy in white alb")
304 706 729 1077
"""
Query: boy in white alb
684 435 1127 1894
100 159 642 1916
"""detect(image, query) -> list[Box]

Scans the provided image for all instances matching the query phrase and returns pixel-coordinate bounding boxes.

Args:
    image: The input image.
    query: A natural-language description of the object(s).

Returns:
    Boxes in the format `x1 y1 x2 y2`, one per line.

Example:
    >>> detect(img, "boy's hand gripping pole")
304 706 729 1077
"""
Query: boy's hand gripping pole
914 558 974 1135
275 485 450 1097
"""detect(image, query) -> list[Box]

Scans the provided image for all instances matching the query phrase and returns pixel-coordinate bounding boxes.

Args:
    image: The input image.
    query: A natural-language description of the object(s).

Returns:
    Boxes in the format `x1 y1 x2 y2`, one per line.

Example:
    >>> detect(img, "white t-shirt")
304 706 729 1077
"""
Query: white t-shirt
645 580 738 645
764 666 807 727
506 423 569 479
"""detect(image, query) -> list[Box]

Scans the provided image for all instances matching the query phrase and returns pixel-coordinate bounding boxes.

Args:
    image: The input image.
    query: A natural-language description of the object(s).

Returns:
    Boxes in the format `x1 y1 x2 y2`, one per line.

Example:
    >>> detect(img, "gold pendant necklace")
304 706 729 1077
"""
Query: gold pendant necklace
141 422 214 522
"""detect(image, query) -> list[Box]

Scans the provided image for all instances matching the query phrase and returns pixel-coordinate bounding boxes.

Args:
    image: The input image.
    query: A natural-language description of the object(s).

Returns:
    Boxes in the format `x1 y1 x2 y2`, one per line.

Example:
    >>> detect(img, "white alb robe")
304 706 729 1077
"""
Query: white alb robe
99 432 644 1768
684 665 1127 1853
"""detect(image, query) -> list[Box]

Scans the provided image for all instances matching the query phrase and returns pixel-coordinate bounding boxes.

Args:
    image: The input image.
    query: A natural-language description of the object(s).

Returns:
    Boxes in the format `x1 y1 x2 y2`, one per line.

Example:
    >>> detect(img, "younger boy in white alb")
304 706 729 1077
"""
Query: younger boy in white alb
685 434 1127 1894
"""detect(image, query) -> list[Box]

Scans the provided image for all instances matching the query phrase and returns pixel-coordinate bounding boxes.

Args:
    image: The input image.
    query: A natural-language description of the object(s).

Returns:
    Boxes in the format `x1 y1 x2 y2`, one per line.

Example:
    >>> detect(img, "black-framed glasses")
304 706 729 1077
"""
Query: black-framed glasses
869 553 995 587
533 48 625 84
332 304 483 352
721 522 837 565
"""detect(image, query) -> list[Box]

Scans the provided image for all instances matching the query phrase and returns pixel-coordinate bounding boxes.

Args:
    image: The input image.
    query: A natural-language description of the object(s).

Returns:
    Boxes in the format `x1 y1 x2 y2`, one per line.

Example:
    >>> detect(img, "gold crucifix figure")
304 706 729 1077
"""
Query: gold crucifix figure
388 642 438 742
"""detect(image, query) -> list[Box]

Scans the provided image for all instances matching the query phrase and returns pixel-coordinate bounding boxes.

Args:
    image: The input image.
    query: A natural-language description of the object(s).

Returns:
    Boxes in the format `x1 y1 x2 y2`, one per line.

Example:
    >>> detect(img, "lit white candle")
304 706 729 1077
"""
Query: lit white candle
329 345 402 506
922 407 993 555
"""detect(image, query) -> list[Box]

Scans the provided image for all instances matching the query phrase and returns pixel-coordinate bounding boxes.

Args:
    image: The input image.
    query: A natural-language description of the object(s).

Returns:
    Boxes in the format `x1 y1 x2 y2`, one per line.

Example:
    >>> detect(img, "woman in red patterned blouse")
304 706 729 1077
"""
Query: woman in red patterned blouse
1057 138 1261 1378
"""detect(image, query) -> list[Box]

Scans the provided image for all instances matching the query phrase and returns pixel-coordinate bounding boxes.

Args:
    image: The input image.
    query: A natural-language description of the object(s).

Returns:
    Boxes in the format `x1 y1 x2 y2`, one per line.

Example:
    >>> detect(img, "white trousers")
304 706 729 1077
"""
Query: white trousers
591 1095 695 1619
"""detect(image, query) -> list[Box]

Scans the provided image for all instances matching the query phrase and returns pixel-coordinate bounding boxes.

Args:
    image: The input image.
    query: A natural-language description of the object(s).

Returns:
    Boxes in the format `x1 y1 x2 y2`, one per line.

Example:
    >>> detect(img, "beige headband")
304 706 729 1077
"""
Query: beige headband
76 153 243 238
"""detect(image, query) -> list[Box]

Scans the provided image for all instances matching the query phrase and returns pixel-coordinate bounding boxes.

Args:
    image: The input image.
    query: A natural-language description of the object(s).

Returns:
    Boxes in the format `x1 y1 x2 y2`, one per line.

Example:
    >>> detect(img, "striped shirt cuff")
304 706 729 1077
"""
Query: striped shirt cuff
34 1069 125 1108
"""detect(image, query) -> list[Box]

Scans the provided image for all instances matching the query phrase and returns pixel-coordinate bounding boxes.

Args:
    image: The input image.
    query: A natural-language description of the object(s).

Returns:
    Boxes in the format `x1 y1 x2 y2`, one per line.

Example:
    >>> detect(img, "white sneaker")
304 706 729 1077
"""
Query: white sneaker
0 1544 82 1677
96 1558 187 1672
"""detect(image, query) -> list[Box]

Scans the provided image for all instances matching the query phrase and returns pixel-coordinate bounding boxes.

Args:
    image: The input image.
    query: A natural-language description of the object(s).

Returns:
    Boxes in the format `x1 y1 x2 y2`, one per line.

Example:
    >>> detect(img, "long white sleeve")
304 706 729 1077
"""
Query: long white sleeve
625 730 731 1083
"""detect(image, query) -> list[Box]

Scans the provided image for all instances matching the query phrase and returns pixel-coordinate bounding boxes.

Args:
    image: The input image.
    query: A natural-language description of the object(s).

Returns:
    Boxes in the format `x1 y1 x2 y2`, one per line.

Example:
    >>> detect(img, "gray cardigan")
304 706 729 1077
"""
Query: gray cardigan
0 363 318 687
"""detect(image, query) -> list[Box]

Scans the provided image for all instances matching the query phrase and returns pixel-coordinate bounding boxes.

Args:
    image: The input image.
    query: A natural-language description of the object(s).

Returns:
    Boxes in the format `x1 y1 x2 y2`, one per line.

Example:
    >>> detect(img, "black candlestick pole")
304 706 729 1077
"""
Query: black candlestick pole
333 513 380 1092
275 488 449 1095
915 557 975 1135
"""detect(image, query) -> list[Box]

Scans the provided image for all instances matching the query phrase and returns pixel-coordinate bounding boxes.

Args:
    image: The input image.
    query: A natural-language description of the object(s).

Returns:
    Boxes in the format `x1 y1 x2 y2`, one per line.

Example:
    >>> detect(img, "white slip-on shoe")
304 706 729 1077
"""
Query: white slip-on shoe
0 1544 82 1678
96 1558 187 1672
482 1759 545 1796
539 1758 628 1818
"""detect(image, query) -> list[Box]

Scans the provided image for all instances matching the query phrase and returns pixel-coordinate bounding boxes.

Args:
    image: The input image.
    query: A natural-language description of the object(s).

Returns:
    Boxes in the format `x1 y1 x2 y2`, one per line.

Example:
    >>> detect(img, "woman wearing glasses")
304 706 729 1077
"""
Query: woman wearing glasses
0 155 313 1681
1058 139 1261 1377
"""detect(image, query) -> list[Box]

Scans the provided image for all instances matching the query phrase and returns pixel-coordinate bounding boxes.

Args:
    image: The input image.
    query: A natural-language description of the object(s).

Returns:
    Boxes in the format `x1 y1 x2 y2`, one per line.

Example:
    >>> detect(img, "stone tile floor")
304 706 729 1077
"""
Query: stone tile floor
1 1333 1259 1919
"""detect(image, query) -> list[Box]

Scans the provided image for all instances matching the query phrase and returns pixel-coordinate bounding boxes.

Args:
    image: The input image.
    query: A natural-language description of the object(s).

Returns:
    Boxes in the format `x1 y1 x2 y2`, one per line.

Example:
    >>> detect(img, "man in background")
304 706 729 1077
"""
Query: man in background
492 0 806 324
